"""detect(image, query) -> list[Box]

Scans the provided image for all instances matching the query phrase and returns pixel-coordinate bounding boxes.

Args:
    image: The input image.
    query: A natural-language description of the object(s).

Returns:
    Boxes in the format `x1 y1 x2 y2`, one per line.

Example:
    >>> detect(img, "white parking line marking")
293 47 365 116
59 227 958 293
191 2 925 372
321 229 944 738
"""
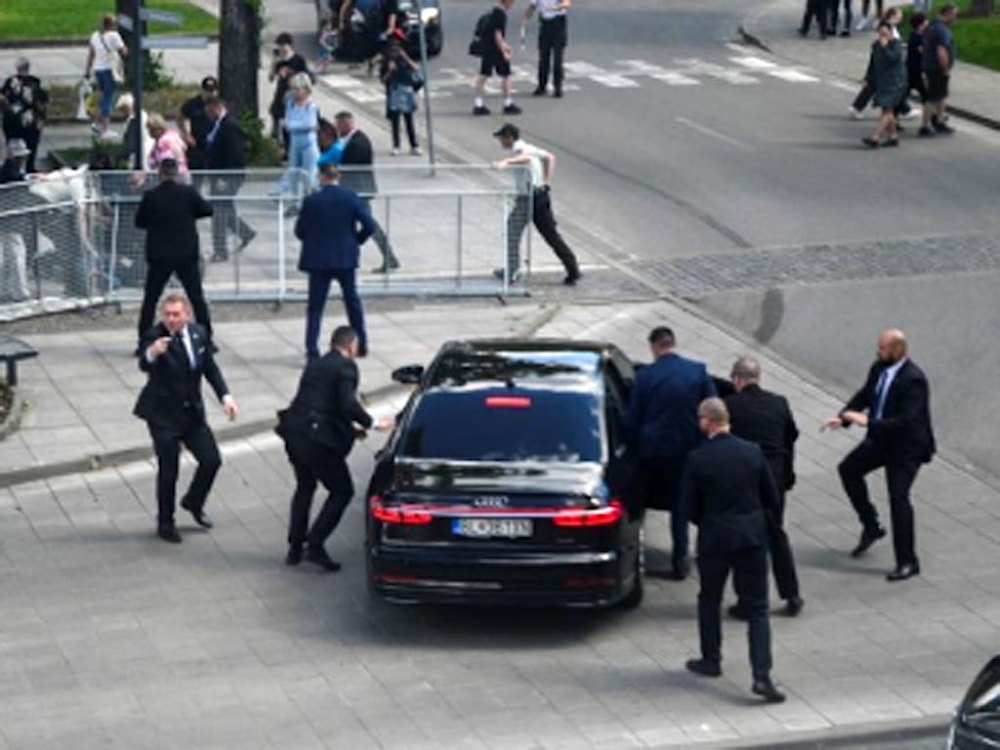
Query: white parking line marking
675 117 755 152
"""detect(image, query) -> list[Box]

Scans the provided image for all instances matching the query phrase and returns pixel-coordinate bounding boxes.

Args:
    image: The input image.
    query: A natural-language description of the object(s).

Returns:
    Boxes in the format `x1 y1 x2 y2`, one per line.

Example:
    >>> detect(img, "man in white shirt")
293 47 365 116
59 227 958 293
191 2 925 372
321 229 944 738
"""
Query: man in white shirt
492 123 580 285
521 0 571 98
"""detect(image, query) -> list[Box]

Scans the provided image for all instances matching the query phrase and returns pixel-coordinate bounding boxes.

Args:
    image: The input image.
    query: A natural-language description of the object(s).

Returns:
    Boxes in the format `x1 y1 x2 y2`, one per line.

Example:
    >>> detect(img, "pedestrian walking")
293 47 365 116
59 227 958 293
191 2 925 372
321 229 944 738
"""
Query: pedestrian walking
848 6 903 119
919 4 958 137
176 76 218 177
276 325 391 571
380 30 421 156
862 21 906 148
473 0 522 116
284 73 320 204
680 397 786 704
626 326 716 581
724 356 803 619
798 0 829 39
521 0 571 98
0 139 32 302
134 158 214 346
823 328 935 581
133 292 239 543
334 110 400 273
830 0 853 36
906 13 930 109
115 93 152 171
204 96 256 263
0 57 49 174
491 123 581 285
83 13 127 138
268 32 310 145
294 161 376 359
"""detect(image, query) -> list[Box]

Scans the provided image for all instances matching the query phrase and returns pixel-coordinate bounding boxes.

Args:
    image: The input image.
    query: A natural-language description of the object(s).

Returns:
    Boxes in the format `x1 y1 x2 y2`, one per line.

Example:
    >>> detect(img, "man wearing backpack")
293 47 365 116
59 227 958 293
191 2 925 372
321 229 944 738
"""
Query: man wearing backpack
472 0 522 116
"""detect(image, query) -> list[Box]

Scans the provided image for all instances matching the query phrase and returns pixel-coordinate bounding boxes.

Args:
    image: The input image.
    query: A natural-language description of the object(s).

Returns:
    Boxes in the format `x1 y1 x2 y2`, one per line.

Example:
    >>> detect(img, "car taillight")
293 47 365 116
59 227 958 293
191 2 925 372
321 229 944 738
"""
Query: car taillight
552 499 623 527
484 395 531 409
369 495 433 525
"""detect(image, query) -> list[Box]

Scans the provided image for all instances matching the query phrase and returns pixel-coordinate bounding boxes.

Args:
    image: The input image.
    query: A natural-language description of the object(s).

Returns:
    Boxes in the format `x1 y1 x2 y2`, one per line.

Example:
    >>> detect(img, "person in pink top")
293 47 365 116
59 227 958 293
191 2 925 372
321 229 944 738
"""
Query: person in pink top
146 113 189 175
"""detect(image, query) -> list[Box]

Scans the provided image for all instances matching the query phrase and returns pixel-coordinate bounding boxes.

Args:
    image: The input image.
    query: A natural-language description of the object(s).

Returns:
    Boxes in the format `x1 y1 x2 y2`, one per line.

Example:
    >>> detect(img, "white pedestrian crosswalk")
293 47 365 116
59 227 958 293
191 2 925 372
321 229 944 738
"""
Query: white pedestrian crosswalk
317 52 829 104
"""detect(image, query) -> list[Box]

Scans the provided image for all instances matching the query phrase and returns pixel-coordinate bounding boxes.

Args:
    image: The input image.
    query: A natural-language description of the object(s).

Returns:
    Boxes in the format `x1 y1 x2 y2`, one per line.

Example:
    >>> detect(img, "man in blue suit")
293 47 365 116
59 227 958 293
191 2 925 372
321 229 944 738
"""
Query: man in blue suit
627 326 717 580
294 160 377 359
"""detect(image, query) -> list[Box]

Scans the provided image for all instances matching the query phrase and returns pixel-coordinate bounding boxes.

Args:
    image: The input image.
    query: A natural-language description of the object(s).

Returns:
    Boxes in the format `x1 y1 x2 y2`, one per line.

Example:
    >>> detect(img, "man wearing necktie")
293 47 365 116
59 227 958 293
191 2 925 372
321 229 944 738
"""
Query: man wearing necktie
134 293 239 543
824 329 936 581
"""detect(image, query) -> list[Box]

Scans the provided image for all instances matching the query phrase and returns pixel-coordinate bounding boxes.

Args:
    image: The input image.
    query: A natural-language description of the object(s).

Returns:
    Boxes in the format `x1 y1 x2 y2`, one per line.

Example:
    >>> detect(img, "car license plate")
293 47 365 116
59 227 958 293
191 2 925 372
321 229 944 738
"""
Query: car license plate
452 518 533 539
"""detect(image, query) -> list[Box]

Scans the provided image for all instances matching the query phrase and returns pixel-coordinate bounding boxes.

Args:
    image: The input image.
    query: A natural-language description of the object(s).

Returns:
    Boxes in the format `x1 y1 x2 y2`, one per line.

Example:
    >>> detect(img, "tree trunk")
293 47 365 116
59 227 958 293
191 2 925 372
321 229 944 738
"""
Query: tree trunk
968 0 994 16
219 0 261 120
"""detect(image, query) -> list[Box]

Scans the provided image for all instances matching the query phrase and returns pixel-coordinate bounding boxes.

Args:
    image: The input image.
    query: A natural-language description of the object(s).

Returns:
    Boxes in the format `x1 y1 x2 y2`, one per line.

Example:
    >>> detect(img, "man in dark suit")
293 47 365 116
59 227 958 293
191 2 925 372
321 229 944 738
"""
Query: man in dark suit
134 158 214 346
294 160 377 359
824 328 935 581
204 96 255 262
133 293 239 543
334 110 400 273
681 397 786 704
277 325 390 570
725 355 804 618
627 326 716 580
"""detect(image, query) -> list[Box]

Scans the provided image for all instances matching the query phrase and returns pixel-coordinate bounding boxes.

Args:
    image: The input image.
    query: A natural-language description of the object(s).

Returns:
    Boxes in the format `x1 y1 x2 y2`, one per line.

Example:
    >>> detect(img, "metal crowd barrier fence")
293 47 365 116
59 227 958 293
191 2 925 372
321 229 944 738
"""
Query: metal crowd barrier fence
0 164 532 322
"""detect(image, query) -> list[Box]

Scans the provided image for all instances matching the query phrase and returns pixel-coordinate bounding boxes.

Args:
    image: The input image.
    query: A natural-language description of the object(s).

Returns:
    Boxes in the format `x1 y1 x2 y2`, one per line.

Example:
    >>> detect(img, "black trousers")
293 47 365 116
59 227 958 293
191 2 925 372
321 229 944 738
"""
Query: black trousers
537 16 568 94
698 546 773 680
838 439 921 567
767 492 800 601
284 432 355 549
800 0 827 36
149 417 221 527
506 189 580 276
388 112 418 150
639 456 688 567
210 179 254 260
138 258 212 340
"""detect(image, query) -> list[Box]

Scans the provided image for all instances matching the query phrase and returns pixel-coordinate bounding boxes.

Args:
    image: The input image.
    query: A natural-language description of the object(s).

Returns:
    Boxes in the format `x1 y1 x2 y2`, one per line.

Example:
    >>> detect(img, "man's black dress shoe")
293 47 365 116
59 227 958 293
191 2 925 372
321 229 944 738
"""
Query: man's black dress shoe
850 525 886 557
686 658 722 678
728 603 750 621
531 86 546 96
668 559 689 581
157 526 182 543
752 677 786 703
305 546 341 572
886 562 920 582
285 546 303 566
783 597 804 616
180 498 213 529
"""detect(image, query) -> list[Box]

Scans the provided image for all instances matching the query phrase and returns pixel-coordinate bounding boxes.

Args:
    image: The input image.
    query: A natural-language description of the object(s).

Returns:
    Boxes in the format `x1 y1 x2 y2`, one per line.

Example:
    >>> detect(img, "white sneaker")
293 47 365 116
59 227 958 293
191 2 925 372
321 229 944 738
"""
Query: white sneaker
99 129 119 140
856 16 869 31
390 147 400 156
410 147 422 156
848 106 864 120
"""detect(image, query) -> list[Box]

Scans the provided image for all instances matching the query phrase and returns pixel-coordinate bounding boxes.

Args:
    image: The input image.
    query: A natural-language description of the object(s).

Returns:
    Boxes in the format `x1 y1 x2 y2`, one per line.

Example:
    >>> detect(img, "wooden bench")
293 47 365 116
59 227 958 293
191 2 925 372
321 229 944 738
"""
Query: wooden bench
0 333 38 387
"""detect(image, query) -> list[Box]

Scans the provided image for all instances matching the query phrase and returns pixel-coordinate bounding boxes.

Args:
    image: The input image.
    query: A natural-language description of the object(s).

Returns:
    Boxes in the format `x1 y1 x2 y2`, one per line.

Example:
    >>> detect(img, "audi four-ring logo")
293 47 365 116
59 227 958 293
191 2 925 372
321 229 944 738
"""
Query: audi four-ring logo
472 496 510 507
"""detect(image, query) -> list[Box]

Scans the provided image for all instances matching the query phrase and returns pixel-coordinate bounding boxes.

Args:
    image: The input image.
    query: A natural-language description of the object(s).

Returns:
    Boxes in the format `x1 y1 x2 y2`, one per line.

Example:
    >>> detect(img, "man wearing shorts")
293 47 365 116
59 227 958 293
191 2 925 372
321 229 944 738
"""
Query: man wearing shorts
473 0 522 116
919 4 957 138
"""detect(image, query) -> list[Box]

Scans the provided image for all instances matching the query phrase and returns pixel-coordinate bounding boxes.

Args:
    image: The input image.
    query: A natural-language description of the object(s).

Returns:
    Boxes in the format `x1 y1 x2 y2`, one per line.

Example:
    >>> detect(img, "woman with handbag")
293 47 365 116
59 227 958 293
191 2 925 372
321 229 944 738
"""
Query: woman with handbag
83 13 128 139
380 30 421 156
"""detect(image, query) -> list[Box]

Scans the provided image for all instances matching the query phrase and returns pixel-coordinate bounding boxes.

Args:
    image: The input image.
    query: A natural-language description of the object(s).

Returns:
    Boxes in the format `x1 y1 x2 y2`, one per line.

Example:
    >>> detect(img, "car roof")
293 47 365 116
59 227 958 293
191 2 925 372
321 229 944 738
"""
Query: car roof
425 339 613 390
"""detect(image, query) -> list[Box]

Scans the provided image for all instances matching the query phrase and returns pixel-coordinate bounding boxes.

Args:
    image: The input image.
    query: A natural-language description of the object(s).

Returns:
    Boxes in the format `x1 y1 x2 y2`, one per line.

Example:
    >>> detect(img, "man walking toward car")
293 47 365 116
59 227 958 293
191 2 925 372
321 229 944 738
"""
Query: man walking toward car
277 325 391 571
724 355 803 618
521 0 571 98
627 326 716 580
824 328 935 582
295 160 376 360
680 397 786 704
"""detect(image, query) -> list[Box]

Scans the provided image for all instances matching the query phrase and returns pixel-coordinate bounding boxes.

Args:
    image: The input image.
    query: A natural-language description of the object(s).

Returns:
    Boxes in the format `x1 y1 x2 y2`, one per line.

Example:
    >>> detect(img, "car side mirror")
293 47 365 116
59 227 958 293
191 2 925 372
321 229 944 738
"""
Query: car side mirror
391 364 424 385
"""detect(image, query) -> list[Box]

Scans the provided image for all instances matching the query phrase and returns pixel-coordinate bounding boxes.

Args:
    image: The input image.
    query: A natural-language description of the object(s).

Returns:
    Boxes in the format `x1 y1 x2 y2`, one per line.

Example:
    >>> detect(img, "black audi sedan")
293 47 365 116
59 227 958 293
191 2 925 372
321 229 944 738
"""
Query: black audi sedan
949 655 1000 749
365 339 644 608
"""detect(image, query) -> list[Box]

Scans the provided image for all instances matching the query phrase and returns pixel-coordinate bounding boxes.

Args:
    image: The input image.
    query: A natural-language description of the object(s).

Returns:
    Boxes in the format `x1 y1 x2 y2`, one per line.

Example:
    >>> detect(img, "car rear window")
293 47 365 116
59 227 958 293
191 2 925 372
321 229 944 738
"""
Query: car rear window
400 388 602 462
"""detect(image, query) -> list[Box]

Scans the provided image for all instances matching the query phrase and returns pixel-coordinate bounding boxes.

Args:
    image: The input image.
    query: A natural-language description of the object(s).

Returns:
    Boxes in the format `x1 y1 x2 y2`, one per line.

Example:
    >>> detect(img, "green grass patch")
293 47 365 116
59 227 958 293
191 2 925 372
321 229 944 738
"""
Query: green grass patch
0 0 217 41
904 1 1000 72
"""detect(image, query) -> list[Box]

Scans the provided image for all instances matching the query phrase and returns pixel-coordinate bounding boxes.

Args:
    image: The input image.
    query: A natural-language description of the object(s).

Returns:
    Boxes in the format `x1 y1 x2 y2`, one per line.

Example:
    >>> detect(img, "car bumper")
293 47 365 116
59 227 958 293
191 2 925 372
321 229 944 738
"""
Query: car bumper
369 546 631 607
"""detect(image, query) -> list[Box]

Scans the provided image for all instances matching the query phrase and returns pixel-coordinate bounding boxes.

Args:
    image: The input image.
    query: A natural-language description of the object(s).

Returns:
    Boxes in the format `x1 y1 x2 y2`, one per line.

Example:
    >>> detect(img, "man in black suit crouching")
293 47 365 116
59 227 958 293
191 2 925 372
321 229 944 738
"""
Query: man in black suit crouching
134 293 239 543
681 397 786 704
824 328 935 582
725 355 803 618
277 325 391 571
